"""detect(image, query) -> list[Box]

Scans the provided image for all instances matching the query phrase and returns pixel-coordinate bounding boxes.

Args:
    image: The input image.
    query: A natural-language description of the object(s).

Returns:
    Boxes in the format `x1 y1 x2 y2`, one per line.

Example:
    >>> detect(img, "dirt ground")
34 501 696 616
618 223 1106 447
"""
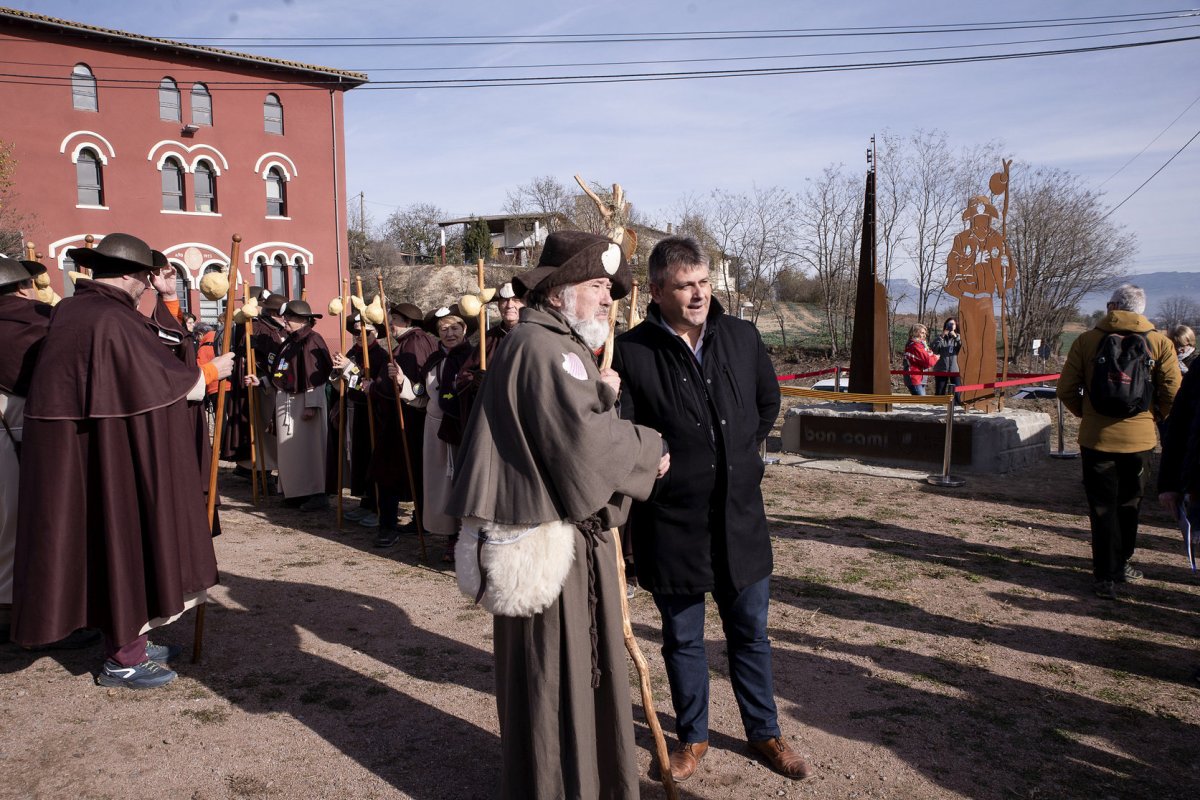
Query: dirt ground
2 409 1197 800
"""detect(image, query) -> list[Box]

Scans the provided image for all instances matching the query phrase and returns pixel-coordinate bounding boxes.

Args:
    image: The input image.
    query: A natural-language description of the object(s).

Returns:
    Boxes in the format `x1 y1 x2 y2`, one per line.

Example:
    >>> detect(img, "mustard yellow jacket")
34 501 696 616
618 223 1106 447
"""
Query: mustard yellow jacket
1057 310 1180 452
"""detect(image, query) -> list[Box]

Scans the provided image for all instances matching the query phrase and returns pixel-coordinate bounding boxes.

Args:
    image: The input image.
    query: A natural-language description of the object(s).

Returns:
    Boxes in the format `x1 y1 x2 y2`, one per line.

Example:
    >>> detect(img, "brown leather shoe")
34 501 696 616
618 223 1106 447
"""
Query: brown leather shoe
749 737 811 780
668 741 708 782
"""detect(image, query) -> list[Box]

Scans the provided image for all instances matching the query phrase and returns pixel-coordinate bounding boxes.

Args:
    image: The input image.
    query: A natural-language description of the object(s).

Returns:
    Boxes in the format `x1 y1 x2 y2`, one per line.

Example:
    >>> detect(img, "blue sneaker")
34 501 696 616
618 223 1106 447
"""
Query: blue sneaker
96 659 177 689
146 642 183 663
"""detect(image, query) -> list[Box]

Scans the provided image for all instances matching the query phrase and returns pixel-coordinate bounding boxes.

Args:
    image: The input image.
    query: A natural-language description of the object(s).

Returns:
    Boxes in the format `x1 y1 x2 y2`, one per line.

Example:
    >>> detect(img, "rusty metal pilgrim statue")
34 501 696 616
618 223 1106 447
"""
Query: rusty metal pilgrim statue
945 160 1016 409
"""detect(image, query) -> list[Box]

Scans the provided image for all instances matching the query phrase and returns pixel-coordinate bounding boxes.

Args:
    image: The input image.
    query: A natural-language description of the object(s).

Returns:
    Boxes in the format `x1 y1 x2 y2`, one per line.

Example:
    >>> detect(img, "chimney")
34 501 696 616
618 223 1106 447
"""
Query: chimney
667 222 673 235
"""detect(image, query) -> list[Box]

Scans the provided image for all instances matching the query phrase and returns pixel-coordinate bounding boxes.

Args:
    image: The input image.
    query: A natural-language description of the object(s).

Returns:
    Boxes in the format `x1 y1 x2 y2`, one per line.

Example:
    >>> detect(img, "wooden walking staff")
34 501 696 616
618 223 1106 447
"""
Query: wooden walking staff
243 285 261 506
353 275 382 530
375 274 428 562
335 278 350 529
599 302 678 800
990 159 1014 409
196 233 242 663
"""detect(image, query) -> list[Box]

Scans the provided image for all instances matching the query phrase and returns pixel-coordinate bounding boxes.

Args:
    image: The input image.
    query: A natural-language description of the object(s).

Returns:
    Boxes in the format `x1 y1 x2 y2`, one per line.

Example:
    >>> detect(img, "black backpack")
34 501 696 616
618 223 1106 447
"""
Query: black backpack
1088 332 1155 418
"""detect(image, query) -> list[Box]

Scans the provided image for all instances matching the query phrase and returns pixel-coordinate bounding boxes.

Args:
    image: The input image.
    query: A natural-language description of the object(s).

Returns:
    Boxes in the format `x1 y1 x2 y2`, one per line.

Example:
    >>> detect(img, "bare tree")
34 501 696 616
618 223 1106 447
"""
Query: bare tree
1006 165 1135 359
874 130 911 353
1155 295 1200 331
503 175 574 223
794 166 862 358
383 202 451 264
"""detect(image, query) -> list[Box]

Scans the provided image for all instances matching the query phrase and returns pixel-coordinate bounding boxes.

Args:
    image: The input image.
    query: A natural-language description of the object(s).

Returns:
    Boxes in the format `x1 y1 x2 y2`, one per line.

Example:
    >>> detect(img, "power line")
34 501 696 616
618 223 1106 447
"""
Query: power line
2 33 1196 90
1098 90 1200 186
6 21 1195 74
146 9 1197 46
1103 126 1200 218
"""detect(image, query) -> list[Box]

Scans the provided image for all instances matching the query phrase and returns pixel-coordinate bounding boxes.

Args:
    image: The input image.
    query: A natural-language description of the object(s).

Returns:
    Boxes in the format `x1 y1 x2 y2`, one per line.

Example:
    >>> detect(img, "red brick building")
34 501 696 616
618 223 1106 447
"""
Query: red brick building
0 7 365 339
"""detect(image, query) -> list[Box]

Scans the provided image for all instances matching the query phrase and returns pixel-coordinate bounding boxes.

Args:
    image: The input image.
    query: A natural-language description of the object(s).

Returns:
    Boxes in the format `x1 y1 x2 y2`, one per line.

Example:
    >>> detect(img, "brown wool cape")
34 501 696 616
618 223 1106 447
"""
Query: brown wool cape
11 280 217 648
366 326 438 495
268 324 331 498
446 306 662 800
0 295 51 397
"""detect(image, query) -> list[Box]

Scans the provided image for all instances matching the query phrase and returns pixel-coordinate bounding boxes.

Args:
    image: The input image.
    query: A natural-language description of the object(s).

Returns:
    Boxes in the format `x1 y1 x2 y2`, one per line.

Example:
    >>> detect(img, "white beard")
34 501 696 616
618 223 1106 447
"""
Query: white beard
558 284 609 350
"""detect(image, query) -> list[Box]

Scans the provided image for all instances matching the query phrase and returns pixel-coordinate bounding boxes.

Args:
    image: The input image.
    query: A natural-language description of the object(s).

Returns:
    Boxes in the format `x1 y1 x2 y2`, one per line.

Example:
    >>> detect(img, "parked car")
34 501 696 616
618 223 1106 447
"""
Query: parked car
1011 385 1058 400
810 376 851 393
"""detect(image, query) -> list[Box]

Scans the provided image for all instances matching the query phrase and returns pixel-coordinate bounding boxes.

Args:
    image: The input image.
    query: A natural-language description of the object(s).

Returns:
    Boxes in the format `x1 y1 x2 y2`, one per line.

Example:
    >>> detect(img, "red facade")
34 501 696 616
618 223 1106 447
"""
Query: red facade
0 8 365 341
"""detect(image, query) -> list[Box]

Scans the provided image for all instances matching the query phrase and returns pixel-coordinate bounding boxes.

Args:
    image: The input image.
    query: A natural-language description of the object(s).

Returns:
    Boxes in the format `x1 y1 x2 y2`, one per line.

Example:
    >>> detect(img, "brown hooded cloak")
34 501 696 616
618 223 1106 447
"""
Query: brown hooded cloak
11 279 217 648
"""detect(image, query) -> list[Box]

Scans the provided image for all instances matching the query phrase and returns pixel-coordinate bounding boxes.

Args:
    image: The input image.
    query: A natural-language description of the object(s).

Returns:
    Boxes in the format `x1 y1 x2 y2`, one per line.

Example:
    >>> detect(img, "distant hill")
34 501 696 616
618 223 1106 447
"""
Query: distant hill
884 272 1200 318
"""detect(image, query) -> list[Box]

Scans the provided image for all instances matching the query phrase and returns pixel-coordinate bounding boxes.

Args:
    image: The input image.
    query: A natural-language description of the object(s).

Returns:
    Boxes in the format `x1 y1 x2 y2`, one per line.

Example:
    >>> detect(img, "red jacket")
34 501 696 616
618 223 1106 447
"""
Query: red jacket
903 338 938 385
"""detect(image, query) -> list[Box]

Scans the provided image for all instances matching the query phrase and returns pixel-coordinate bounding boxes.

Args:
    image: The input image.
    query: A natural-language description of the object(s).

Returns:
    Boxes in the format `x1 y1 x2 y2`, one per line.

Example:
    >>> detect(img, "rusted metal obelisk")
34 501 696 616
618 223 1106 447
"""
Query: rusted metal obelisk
848 137 891 406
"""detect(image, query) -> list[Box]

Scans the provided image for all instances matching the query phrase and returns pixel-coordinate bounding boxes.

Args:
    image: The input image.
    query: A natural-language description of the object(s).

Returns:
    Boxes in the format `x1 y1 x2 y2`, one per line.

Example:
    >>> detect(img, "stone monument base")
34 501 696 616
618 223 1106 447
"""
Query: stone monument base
780 404 1051 474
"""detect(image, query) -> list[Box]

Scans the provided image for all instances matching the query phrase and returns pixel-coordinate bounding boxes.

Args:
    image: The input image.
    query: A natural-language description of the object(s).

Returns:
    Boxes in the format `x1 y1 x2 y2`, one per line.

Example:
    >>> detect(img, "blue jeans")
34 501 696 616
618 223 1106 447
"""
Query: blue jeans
653 576 780 743
904 376 926 395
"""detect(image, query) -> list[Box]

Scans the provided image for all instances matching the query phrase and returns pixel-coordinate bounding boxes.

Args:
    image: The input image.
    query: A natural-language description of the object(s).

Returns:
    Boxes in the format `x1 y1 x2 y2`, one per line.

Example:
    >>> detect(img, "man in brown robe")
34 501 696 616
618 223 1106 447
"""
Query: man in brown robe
247 300 331 510
376 302 437 546
11 233 234 689
0 256 50 642
447 231 669 800
455 282 523 424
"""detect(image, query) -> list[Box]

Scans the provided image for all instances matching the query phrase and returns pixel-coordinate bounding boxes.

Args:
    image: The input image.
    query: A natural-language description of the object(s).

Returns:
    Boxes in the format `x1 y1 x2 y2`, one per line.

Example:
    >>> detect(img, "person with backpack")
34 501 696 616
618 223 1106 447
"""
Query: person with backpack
1057 284 1180 600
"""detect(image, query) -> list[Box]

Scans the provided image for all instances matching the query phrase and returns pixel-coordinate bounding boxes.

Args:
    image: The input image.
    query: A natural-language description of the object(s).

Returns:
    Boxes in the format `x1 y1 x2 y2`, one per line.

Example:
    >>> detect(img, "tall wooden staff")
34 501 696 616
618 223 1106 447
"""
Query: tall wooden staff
992 159 1014 408
376 274 428 561
336 278 350 529
627 280 639 329
196 233 241 663
476 258 488 370
599 301 678 800
353 275 382 530
243 285 260 505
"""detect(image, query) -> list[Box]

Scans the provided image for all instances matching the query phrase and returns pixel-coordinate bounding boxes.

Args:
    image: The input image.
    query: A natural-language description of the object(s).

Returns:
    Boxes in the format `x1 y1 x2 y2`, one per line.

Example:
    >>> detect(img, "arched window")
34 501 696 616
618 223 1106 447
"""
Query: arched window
76 148 104 206
271 255 286 295
161 157 184 211
194 161 216 213
191 83 212 126
199 265 225 323
255 255 268 289
263 93 283 134
290 257 305 301
265 167 286 216
71 63 97 111
174 265 191 314
159 77 180 121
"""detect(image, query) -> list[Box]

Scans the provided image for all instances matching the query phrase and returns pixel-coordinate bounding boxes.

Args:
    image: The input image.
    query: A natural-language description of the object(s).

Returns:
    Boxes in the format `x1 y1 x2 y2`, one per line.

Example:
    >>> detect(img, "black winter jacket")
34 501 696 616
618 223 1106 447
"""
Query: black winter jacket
1158 365 1200 495
613 298 780 595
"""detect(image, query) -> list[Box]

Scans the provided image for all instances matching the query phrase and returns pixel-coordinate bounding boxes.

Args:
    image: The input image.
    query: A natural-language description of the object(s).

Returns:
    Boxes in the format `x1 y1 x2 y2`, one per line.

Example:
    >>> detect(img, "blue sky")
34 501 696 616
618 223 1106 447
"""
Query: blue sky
13 0 1200 276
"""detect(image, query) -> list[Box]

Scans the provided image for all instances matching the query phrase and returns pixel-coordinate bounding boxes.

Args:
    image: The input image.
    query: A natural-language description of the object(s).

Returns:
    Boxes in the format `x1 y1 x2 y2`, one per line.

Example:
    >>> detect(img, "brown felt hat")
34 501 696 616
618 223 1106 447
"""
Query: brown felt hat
525 230 631 300
261 293 285 315
389 302 424 323
280 299 322 320
68 233 156 277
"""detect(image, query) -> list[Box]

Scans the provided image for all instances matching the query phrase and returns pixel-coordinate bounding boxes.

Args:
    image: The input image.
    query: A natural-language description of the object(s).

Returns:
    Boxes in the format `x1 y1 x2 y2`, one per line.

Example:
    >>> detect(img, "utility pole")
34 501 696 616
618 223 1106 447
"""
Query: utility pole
359 191 366 237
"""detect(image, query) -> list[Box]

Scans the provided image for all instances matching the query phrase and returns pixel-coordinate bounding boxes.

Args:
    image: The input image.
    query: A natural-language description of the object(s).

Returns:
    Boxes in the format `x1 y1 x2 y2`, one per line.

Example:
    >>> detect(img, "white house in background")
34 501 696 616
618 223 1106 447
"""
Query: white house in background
437 212 570 266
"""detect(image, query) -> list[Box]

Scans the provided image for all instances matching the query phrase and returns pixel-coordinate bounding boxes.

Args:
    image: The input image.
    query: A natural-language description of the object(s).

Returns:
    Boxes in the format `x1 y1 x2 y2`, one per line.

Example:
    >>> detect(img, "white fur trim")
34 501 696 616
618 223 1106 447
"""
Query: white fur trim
601 243 620 275
456 517 577 617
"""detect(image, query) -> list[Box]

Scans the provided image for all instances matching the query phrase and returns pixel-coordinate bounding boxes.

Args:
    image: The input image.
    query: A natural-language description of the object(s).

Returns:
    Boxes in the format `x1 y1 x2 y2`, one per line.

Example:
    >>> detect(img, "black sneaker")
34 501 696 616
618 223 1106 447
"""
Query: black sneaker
146 642 183 663
1118 563 1144 582
395 519 418 534
373 529 401 548
96 659 177 689
300 494 330 512
1094 580 1118 600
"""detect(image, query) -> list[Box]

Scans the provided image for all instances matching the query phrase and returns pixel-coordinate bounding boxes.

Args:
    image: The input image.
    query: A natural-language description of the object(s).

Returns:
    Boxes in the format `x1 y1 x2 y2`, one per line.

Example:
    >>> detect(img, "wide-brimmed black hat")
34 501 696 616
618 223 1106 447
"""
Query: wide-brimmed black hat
151 250 169 269
68 233 156 278
523 231 631 300
280 299 322 320
388 301 424 323
20 259 47 279
0 254 31 288
345 310 377 335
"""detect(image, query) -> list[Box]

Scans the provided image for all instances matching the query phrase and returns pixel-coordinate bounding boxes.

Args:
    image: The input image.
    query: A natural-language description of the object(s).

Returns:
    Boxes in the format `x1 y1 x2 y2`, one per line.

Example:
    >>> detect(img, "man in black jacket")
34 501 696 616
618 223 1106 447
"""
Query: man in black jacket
613 236 809 782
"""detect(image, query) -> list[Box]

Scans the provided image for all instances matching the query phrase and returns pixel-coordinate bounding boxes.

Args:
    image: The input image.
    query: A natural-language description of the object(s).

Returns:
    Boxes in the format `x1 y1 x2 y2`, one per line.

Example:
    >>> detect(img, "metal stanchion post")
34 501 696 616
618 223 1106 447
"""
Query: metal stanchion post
761 438 779 466
834 365 843 392
1049 397 1079 459
927 397 966 487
